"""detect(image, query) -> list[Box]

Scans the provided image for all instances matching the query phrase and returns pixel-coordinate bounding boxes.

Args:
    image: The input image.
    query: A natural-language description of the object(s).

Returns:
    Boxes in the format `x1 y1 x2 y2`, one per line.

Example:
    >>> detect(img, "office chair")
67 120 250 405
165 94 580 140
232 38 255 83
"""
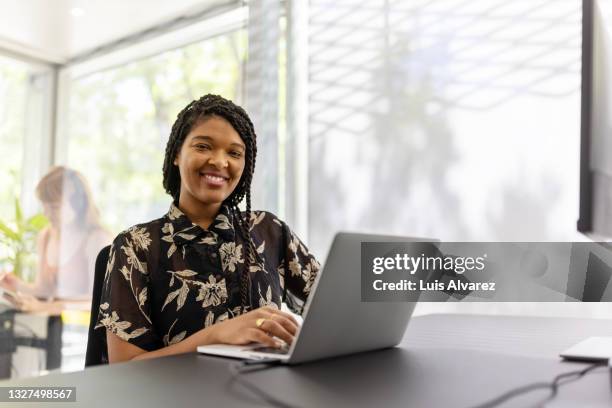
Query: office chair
85 245 110 367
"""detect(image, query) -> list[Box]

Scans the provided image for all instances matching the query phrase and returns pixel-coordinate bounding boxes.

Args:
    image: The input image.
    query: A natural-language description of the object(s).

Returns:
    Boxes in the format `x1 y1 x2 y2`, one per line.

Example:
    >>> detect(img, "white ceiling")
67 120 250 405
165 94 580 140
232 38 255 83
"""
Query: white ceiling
0 0 231 63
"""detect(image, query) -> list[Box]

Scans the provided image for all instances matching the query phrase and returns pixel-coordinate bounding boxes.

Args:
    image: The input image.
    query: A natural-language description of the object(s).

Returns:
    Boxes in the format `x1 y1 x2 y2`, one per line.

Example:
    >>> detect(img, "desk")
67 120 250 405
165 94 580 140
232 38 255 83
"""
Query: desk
1 314 612 407
0 300 92 378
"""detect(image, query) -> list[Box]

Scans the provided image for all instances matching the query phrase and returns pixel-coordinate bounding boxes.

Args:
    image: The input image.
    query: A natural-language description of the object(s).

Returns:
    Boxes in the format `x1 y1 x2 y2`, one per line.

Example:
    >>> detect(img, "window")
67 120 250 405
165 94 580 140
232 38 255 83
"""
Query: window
0 56 29 217
308 0 582 257
307 0 596 318
0 54 53 268
63 30 247 234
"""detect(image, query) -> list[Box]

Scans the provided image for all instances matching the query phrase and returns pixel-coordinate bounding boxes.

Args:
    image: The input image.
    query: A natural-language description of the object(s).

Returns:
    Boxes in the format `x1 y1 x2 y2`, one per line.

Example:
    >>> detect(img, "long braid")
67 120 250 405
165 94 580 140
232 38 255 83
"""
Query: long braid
223 113 259 308
162 94 262 308
228 205 250 306
226 141 263 308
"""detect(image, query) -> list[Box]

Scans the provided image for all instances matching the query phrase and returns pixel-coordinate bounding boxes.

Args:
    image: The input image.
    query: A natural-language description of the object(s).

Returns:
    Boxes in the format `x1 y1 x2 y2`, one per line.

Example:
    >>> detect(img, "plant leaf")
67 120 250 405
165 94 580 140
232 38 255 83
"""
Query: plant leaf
0 220 19 241
25 214 48 231
14 198 23 227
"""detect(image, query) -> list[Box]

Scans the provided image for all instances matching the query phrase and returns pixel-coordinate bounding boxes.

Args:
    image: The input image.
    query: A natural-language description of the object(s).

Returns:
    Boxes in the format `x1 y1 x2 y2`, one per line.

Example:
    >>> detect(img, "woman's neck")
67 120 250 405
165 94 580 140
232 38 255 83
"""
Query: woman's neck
177 196 221 230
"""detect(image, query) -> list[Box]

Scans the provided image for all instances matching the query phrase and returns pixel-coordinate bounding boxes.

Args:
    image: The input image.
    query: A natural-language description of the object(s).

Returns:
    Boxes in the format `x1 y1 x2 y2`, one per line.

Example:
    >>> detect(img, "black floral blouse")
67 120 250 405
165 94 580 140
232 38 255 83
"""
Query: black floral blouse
95 203 320 352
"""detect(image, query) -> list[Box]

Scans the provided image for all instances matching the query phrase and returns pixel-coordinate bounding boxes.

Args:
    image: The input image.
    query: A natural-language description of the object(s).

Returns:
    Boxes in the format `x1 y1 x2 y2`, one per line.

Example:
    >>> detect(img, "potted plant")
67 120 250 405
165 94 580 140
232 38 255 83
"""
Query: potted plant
0 198 48 282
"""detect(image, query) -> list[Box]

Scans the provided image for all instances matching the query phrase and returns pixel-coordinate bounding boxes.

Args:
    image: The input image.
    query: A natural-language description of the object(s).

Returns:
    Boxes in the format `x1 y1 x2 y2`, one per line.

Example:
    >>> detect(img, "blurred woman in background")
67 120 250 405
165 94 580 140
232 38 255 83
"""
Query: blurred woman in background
0 166 111 312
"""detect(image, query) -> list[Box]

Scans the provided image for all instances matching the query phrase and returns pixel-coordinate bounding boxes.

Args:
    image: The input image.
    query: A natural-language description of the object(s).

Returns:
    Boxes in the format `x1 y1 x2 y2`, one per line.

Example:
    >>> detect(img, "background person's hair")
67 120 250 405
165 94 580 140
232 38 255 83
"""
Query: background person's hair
36 166 102 229
162 94 259 307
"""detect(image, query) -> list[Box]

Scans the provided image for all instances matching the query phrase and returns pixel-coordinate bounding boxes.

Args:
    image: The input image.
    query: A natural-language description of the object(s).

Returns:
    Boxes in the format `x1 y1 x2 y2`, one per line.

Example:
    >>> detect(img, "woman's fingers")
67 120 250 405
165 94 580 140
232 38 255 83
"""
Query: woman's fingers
210 306 301 348
255 306 300 339
3 292 21 308
260 306 300 327
269 314 298 336
258 319 294 345
247 328 278 348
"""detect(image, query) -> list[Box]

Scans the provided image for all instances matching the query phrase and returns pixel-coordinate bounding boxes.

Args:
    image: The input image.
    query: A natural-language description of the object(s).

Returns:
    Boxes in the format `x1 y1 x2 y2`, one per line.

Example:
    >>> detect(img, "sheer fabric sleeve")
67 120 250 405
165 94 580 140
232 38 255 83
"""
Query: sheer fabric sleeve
277 220 321 315
95 228 159 351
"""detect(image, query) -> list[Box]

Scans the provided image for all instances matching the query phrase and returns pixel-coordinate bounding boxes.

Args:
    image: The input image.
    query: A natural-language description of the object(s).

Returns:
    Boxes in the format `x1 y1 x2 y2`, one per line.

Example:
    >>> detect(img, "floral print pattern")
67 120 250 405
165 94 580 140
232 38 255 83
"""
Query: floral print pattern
96 203 319 352
219 242 243 273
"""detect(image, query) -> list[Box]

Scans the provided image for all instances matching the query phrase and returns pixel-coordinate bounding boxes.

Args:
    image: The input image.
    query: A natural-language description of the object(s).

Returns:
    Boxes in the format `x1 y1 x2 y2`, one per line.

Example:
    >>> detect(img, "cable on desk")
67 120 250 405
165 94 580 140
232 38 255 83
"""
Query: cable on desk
228 359 302 408
469 362 606 408
544 362 606 404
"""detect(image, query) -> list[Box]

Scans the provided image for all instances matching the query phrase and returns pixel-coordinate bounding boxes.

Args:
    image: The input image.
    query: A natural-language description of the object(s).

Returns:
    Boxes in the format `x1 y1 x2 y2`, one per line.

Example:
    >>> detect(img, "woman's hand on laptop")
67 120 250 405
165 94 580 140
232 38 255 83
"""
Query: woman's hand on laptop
210 306 299 348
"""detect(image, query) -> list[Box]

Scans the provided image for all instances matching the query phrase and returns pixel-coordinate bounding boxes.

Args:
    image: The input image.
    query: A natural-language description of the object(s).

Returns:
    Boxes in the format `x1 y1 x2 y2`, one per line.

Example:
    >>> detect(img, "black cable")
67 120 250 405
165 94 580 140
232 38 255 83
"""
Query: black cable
469 362 606 408
544 362 605 403
228 359 302 408
470 382 552 408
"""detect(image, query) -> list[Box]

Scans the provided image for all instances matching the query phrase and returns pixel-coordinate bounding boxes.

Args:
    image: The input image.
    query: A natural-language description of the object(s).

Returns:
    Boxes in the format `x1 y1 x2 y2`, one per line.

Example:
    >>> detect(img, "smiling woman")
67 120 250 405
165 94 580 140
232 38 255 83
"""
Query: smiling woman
95 94 320 363
174 118 246 219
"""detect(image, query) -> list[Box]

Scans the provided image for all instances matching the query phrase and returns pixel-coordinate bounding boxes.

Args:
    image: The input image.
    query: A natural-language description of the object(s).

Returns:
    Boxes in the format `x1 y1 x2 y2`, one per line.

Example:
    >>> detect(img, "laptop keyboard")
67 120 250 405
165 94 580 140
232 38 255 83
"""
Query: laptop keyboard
251 346 289 355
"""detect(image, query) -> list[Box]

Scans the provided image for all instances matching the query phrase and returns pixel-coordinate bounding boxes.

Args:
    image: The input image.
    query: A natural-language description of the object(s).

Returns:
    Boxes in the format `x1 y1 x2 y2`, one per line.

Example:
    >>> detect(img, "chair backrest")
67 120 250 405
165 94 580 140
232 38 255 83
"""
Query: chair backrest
85 245 110 367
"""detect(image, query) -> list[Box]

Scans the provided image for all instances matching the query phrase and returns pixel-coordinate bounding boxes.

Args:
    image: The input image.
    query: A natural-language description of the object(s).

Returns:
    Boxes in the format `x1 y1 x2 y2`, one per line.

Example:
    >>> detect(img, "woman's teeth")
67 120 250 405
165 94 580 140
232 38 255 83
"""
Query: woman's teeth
203 174 226 183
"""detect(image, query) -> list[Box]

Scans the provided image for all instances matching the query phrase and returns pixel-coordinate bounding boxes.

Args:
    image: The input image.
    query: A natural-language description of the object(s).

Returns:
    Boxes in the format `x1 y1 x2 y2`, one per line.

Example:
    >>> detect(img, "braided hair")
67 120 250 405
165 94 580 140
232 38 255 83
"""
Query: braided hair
162 94 259 308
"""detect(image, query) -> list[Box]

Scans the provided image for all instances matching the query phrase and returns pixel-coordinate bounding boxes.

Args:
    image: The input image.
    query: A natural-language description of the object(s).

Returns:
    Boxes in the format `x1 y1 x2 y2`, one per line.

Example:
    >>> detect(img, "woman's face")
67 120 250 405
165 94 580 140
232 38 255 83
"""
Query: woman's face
42 201 61 226
42 198 76 227
174 116 246 208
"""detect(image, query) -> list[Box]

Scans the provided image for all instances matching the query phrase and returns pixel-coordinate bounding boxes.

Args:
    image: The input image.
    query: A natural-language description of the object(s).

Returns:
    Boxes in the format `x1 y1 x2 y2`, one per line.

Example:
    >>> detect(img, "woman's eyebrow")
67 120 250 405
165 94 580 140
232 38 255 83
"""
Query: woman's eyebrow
191 135 213 142
191 135 245 150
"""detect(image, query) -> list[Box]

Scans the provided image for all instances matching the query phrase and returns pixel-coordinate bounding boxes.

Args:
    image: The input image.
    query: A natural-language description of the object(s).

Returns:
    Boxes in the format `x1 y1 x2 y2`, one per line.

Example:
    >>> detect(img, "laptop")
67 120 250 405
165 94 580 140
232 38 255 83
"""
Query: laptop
197 232 436 364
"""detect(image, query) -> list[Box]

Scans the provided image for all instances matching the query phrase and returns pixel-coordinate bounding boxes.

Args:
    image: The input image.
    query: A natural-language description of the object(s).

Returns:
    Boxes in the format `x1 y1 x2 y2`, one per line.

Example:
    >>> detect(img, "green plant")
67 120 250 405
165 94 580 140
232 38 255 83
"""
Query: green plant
0 198 48 282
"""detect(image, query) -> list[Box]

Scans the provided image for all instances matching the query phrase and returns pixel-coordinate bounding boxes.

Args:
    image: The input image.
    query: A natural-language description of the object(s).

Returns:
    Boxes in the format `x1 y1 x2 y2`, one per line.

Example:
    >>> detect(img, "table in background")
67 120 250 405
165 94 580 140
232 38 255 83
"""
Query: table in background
0 305 63 379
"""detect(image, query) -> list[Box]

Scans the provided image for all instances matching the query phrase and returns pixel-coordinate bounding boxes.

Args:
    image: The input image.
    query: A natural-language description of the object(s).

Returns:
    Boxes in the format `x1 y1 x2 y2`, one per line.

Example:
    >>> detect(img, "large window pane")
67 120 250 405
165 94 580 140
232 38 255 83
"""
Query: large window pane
0 56 28 218
0 55 56 380
307 0 605 319
65 30 247 234
308 0 582 256
0 55 51 271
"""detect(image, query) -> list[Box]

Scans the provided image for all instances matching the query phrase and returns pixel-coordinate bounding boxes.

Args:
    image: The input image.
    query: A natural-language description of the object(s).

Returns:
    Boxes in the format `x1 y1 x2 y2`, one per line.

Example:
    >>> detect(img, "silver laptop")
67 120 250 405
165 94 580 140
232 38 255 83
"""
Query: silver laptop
197 232 434 364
